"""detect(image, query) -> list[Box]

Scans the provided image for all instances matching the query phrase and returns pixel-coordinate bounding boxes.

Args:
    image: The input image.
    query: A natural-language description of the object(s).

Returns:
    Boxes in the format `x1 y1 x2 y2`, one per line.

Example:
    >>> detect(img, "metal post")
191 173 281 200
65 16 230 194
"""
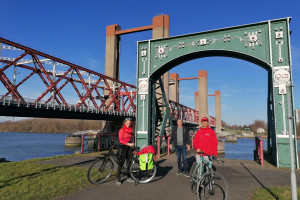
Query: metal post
157 135 160 158
98 134 101 152
52 62 56 107
167 136 170 156
88 73 91 108
81 135 84 154
286 87 298 200
13 65 17 86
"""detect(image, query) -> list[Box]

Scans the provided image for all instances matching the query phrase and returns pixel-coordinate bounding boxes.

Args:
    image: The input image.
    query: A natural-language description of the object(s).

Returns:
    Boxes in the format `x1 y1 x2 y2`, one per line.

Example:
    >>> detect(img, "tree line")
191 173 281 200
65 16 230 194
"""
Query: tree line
0 118 105 133
1 118 299 136
222 119 300 136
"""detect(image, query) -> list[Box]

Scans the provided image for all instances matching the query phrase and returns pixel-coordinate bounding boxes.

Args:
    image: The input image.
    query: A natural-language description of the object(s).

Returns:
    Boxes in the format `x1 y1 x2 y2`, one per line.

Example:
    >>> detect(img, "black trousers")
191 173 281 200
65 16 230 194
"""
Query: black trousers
117 145 133 181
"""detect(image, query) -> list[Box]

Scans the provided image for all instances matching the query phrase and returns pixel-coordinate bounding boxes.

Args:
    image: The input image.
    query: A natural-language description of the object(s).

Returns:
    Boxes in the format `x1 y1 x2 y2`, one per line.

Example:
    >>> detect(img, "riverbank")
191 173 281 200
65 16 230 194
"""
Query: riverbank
0 118 104 133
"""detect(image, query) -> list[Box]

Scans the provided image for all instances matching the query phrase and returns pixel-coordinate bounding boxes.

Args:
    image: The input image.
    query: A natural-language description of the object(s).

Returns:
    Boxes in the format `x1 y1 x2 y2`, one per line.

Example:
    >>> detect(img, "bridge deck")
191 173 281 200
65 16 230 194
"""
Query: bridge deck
38 151 300 200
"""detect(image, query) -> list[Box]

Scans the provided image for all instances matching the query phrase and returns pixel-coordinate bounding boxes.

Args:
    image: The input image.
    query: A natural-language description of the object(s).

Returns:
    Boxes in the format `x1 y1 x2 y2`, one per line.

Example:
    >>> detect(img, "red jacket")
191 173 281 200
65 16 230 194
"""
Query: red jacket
119 125 134 145
193 127 218 157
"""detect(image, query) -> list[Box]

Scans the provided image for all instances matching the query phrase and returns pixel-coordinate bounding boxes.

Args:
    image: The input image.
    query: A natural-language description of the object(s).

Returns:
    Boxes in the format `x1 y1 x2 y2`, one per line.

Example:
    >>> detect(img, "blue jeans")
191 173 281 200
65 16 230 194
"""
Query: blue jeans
175 145 188 173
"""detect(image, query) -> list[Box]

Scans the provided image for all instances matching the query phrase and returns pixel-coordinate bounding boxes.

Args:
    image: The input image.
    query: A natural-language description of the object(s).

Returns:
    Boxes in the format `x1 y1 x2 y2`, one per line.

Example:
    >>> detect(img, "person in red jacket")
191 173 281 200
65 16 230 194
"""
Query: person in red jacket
116 118 135 185
193 117 218 163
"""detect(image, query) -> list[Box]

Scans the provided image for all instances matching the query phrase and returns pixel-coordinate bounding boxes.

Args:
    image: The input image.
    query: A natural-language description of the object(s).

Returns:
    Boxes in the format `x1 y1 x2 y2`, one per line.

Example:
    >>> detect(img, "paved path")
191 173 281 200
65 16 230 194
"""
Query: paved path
39 152 300 200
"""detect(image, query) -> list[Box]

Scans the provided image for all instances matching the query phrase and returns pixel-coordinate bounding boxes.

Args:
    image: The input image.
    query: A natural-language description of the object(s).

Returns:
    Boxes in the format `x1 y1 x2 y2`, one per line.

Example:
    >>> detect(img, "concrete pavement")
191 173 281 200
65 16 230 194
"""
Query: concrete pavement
38 151 300 200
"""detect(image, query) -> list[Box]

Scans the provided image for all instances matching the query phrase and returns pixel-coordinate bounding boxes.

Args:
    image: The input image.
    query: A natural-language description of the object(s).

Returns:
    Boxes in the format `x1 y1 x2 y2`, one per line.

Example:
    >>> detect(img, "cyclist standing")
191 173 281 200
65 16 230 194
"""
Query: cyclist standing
193 117 218 163
116 118 135 185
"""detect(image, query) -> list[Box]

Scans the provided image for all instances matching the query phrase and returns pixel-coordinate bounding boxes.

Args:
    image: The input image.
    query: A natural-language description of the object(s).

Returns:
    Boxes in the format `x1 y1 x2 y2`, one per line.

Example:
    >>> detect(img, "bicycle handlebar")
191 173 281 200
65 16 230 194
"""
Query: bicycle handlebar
197 151 225 165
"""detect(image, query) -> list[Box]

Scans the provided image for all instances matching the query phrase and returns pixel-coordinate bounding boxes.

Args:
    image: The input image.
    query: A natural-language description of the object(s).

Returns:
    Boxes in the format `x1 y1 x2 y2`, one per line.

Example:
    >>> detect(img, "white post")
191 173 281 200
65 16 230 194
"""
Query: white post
52 62 56 107
286 87 298 200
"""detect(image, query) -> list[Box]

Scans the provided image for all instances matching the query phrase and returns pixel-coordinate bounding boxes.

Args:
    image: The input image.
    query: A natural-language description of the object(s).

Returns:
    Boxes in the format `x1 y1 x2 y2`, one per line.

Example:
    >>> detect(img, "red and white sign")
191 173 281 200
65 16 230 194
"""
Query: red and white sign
141 50 147 57
275 31 283 39
273 69 290 84
138 79 148 94
200 39 206 45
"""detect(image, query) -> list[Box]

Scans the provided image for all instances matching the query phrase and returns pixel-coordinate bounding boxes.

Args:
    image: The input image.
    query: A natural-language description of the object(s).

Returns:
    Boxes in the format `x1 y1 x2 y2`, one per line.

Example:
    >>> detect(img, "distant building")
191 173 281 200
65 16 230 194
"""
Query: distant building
257 128 265 134
295 109 300 124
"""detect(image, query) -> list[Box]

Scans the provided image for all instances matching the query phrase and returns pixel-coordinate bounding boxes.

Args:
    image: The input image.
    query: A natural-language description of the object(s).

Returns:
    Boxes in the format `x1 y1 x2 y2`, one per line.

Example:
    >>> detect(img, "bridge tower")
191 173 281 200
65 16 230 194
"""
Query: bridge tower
208 90 222 132
104 15 170 132
104 15 170 95
198 70 208 123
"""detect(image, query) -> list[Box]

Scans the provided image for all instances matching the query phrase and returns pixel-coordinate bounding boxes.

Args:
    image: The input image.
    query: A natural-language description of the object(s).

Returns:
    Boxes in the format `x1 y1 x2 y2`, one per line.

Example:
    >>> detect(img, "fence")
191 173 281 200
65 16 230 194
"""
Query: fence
81 133 119 154
80 133 173 158
156 135 170 158
255 136 264 166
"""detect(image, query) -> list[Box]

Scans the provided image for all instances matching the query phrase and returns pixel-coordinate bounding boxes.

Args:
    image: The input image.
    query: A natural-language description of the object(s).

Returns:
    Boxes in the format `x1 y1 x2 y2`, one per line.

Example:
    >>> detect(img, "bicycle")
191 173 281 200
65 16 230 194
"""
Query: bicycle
190 152 228 200
87 142 157 184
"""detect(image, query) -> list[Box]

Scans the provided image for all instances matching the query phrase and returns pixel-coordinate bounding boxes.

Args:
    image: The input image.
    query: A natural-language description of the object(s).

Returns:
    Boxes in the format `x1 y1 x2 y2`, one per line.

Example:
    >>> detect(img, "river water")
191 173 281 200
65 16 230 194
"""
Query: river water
0 132 299 162
0 132 80 161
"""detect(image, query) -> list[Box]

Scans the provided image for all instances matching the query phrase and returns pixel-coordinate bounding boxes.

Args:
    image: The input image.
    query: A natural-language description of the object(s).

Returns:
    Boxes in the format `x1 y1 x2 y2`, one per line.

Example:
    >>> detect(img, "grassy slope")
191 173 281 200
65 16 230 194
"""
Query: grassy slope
0 156 90 200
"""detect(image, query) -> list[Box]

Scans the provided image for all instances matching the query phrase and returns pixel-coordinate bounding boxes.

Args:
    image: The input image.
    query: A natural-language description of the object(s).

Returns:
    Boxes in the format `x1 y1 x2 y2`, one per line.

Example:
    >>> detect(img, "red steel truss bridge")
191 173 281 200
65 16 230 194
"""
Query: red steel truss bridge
0 37 214 125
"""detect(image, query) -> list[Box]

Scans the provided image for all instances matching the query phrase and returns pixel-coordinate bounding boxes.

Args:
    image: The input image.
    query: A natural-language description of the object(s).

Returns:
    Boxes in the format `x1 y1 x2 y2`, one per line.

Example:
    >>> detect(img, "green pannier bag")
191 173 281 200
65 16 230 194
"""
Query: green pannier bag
139 153 154 170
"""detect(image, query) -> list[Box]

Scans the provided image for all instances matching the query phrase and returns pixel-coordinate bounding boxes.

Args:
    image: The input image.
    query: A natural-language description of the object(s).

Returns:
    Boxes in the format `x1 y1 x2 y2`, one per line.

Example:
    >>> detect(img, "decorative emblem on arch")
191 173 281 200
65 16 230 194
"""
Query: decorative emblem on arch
245 30 263 47
155 44 168 60
154 30 264 62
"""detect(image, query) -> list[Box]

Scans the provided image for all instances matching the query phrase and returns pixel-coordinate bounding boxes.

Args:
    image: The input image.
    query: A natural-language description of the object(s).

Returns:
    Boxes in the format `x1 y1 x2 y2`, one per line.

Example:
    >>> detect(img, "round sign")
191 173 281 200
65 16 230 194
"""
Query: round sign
138 80 148 94
273 69 290 84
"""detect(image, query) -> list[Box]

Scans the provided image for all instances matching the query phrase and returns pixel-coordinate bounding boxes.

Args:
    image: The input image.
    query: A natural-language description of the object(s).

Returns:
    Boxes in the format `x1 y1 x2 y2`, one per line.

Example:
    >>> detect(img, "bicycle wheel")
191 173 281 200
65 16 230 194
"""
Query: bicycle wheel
130 157 157 183
197 172 228 200
87 158 114 184
190 162 201 194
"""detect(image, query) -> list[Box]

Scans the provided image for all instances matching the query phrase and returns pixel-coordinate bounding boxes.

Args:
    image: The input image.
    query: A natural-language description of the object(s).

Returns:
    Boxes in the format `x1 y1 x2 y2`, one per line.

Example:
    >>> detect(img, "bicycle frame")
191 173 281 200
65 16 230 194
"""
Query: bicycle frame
191 154 213 183
104 144 137 171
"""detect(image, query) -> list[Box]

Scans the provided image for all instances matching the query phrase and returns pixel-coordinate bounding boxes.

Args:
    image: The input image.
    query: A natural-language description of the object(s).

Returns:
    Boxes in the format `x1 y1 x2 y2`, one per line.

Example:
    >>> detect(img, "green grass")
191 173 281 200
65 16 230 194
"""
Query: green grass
250 186 300 200
0 156 90 200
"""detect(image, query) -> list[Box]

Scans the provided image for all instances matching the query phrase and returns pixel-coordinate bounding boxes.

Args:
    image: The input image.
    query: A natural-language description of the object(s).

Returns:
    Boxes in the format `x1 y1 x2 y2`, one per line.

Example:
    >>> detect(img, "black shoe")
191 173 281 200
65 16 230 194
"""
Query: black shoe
176 170 182 175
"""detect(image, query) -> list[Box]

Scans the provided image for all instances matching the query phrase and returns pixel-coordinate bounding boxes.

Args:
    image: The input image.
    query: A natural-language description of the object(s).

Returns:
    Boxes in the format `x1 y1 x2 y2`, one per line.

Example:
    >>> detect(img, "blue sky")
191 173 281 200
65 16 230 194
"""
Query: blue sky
0 0 300 125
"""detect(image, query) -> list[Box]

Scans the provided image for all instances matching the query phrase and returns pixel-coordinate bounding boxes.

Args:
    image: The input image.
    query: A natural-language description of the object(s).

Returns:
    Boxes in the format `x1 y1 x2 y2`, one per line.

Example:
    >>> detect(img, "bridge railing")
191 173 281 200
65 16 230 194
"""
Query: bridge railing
0 37 217 124
169 100 199 124
156 135 170 158
0 95 136 116
80 133 119 154
0 37 136 115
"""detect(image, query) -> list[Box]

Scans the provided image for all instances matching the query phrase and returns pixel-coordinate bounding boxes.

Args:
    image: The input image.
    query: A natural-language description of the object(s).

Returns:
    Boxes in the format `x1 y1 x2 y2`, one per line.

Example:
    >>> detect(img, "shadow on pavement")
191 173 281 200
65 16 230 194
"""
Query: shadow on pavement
152 159 173 183
241 163 279 200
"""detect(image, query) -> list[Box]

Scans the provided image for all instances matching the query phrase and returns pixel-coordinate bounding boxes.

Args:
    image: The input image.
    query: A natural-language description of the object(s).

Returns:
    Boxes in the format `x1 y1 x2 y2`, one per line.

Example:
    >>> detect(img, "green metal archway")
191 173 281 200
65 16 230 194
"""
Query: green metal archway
135 18 298 168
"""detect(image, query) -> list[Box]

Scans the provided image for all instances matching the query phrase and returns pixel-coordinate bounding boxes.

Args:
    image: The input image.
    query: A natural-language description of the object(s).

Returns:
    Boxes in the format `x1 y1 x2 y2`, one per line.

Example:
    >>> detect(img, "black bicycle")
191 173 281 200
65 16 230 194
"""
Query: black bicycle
87 143 157 184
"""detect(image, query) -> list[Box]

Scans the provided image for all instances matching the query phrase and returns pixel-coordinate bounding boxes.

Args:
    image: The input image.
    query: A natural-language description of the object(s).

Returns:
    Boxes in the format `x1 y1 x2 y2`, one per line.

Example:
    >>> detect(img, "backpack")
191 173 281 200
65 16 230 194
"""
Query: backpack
139 153 154 170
